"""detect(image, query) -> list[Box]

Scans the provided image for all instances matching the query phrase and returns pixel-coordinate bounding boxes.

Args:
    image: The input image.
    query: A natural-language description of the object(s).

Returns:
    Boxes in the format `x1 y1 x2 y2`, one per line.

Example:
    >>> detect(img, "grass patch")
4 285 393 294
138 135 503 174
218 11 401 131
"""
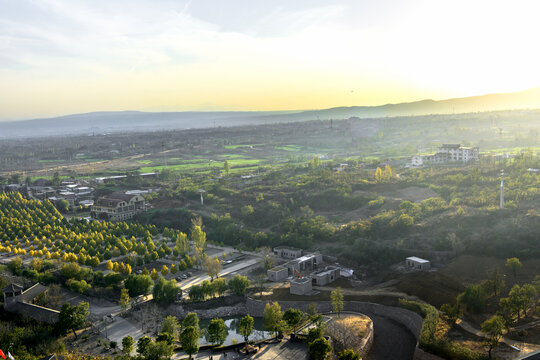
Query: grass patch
275 145 303 151
138 158 263 173
223 144 262 149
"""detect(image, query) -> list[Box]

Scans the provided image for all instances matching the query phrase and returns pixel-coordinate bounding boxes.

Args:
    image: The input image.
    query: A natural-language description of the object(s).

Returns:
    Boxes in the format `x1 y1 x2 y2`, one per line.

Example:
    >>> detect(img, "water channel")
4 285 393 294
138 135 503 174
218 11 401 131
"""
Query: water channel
198 316 272 346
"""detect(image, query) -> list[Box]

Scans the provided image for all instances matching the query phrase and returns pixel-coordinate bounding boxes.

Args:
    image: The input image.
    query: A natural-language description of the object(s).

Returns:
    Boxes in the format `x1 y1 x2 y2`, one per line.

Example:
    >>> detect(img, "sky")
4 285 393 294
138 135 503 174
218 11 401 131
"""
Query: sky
1 0 540 120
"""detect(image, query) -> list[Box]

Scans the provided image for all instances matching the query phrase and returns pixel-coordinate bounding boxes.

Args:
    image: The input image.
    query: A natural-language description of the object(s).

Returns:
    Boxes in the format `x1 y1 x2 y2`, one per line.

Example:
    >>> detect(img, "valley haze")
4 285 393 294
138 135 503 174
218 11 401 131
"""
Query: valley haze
2 86 540 139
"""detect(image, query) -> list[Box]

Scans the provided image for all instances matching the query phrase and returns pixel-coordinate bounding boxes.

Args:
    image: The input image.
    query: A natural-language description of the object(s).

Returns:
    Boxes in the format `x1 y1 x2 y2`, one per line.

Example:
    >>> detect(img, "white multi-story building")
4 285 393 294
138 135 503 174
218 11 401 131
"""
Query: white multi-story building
91 192 146 221
412 144 479 166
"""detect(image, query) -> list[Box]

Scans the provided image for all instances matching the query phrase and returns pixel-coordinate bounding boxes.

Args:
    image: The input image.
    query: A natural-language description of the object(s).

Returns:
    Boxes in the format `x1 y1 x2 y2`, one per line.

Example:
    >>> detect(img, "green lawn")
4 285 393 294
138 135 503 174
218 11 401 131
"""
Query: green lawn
275 145 303 151
223 144 263 149
138 158 263 173
481 146 540 154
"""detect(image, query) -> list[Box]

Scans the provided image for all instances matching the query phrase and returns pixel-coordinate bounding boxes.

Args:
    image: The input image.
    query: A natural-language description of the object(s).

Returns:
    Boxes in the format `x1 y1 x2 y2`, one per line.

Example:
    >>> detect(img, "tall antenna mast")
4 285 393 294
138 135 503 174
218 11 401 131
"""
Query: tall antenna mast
500 169 504 210
198 189 205 206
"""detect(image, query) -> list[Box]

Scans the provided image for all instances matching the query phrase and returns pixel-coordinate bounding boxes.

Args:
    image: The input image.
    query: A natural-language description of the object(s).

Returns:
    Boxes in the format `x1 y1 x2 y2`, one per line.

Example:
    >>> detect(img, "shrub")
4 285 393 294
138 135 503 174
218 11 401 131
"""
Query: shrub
399 299 485 360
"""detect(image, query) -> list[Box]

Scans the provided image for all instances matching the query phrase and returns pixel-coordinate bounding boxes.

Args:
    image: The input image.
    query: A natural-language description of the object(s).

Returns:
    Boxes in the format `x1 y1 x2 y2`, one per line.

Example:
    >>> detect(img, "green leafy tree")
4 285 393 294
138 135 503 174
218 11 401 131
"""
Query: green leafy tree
56 199 70 213
119 288 130 310
204 256 222 281
485 269 506 297
310 156 320 169
263 302 284 337
180 326 200 360
156 332 175 345
440 303 462 327
261 246 275 271
228 274 250 295
146 339 174 360
124 274 153 297
506 257 522 279
307 327 324 345
8 257 22 273
283 308 305 333
481 315 505 359
206 318 228 346
183 312 200 330
57 302 89 339
212 277 228 297
309 337 332 360
331 287 344 316
137 336 152 357
500 284 538 321
52 171 62 186
238 315 254 351
122 336 135 355
457 283 487 313
188 284 205 302
338 349 360 360
201 280 214 299
161 315 179 339
153 277 181 304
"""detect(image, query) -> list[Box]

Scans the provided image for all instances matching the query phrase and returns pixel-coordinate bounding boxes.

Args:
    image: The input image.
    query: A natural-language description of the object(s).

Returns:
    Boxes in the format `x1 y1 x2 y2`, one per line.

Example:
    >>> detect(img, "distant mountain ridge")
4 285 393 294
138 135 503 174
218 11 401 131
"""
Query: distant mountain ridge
1 87 539 139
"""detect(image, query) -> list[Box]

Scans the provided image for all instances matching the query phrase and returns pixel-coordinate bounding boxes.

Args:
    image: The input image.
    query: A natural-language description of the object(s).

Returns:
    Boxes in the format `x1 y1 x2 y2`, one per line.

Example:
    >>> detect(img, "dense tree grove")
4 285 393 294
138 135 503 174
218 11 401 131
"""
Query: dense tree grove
0 192 171 267
138 151 540 271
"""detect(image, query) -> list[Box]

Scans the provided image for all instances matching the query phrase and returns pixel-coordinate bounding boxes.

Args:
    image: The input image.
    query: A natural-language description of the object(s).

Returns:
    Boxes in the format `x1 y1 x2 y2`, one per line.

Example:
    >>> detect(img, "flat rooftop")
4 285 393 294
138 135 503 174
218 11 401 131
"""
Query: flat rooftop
406 256 430 263
291 277 311 284
269 266 287 272
312 266 339 276
274 246 302 251
295 253 320 263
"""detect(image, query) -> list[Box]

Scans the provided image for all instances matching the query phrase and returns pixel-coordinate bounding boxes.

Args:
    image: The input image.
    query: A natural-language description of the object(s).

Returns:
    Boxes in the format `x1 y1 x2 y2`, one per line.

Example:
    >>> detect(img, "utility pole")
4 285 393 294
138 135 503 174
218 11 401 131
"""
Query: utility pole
500 170 504 210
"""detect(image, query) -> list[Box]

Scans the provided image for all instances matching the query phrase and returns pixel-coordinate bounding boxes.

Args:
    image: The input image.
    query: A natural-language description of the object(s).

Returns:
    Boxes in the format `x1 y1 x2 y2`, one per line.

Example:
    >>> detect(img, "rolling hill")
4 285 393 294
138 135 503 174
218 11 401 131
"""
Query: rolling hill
1 87 539 139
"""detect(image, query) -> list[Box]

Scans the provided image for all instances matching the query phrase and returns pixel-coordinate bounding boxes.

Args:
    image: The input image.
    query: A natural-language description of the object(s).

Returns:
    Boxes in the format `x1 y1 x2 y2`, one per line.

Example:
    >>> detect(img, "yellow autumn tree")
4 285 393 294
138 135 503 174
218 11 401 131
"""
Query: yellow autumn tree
375 167 383 183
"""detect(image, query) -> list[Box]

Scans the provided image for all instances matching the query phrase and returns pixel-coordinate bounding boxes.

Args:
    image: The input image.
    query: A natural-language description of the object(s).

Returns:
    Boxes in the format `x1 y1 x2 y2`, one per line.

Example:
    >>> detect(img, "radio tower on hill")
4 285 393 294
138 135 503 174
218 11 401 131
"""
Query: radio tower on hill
500 170 504 210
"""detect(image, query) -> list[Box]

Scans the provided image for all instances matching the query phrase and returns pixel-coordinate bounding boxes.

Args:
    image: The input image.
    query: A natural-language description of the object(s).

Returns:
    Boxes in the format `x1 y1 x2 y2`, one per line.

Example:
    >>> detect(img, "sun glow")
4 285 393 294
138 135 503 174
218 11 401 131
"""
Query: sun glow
1 0 540 119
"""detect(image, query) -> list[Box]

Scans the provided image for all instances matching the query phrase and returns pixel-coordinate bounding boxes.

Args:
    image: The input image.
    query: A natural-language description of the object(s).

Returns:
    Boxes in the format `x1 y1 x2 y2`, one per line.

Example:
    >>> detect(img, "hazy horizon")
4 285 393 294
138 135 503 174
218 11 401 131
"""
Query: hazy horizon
2 0 540 120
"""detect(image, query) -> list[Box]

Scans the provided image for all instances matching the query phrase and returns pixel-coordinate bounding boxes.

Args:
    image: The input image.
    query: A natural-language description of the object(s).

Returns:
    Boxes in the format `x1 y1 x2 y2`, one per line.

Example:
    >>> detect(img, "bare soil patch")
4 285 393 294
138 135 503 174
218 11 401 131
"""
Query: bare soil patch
327 313 372 355
390 271 465 308
379 186 439 203
440 255 540 285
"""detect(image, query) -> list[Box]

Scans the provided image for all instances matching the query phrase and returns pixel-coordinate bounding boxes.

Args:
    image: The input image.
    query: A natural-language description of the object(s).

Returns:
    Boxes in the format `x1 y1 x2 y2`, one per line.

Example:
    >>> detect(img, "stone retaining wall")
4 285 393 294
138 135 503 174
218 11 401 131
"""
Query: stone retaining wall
166 302 248 320
246 298 423 341
360 318 374 358
328 311 374 358
11 302 59 324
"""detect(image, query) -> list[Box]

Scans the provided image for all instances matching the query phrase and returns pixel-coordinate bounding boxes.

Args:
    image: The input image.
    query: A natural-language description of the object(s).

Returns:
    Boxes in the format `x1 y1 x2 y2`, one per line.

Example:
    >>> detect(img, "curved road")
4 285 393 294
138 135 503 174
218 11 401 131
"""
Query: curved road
365 314 417 360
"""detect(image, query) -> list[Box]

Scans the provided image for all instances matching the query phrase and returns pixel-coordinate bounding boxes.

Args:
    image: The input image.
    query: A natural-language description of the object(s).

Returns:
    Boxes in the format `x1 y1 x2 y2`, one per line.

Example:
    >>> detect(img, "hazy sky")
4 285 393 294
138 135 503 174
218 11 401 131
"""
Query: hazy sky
1 0 540 120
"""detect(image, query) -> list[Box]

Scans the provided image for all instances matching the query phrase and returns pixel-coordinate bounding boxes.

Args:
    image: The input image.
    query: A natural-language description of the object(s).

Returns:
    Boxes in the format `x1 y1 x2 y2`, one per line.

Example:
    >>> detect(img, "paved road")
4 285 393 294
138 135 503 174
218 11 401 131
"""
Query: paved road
179 258 260 291
103 317 145 345
61 288 122 319
365 315 417 360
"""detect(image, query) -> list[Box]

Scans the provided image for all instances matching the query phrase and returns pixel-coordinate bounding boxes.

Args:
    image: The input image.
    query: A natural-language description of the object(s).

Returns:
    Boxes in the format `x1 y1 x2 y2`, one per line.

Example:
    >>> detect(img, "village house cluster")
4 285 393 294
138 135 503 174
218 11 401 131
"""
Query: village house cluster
267 246 353 296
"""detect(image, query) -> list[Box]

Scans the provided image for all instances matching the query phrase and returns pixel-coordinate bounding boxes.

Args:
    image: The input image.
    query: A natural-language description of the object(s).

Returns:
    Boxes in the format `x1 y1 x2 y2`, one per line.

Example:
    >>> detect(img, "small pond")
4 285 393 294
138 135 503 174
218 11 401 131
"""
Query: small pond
198 316 272 346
